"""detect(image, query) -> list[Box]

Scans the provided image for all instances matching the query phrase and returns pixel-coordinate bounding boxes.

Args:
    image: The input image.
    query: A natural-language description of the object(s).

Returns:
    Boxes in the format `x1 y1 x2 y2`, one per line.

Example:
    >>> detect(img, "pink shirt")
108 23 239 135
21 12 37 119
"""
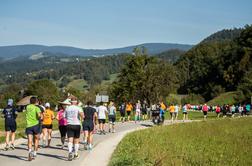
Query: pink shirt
57 109 67 126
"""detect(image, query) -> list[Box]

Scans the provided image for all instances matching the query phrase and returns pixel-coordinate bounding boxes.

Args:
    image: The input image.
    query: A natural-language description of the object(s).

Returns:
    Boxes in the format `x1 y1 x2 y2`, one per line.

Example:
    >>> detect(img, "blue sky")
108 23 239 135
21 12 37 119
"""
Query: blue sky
0 0 251 49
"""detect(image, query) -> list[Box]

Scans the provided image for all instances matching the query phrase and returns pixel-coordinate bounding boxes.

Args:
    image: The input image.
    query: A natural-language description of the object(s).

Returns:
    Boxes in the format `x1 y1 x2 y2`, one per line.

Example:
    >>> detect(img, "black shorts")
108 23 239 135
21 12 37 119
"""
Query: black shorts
83 121 94 132
232 112 235 114
216 112 220 114
142 109 147 115
5 122 17 132
42 124 53 129
127 111 131 116
67 125 81 138
183 112 187 114
203 111 208 115
26 124 40 135
120 111 125 117
59 125 67 137
108 115 116 124
98 119 106 124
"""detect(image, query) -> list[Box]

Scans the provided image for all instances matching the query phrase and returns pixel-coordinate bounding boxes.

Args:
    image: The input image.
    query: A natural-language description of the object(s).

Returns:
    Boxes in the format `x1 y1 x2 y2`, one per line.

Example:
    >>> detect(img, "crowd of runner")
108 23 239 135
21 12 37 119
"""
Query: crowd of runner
1 97 251 161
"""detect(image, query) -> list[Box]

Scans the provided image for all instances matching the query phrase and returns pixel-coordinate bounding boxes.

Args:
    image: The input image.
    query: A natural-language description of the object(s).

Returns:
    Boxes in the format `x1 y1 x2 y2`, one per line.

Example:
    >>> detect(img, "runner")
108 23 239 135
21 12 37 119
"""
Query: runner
142 100 148 120
182 104 188 122
238 104 243 117
159 101 166 122
119 102 126 122
108 101 116 133
215 105 221 118
64 98 84 161
97 102 108 135
245 103 251 116
25 96 42 161
126 102 133 121
202 103 208 120
135 100 141 123
42 102 55 147
82 101 97 150
2 99 18 150
174 104 179 121
231 105 236 118
56 104 67 149
36 99 45 148
168 104 175 123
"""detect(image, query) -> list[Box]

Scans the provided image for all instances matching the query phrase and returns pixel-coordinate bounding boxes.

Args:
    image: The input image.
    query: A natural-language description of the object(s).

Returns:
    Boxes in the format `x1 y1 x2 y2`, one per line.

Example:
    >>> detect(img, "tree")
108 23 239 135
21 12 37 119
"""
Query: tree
110 54 179 104
26 79 60 105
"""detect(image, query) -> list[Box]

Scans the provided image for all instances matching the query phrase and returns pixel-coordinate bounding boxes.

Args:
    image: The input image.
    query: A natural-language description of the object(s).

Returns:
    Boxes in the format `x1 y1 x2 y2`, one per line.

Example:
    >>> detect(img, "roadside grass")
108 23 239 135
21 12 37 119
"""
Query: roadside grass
109 117 252 166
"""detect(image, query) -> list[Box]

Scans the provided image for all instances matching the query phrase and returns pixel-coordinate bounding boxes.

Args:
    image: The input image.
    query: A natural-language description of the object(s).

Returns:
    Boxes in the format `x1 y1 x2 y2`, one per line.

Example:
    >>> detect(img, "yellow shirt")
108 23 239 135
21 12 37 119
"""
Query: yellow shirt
169 106 175 113
42 109 54 125
126 104 133 112
160 103 166 110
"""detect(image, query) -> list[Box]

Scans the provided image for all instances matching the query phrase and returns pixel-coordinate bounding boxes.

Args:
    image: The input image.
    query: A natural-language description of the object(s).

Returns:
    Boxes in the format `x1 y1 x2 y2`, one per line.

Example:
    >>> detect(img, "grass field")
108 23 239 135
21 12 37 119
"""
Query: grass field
67 79 88 91
109 117 252 166
207 91 239 105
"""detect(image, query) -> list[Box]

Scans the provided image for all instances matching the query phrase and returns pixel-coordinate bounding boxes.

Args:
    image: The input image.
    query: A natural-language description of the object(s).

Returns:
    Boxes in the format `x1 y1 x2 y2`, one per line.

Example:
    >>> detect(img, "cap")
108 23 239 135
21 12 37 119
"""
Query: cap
45 102 50 108
7 99 13 106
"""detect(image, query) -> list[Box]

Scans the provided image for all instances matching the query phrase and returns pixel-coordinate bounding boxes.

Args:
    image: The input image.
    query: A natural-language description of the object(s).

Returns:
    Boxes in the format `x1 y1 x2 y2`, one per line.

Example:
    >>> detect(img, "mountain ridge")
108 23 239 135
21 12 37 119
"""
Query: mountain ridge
0 43 193 59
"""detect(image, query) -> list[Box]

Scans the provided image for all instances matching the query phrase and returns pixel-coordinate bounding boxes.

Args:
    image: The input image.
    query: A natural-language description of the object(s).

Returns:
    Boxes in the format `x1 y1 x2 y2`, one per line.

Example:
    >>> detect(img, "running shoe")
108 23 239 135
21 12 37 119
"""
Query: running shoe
4 144 9 151
88 144 93 150
68 152 73 161
28 152 33 161
10 144 15 150
74 153 79 159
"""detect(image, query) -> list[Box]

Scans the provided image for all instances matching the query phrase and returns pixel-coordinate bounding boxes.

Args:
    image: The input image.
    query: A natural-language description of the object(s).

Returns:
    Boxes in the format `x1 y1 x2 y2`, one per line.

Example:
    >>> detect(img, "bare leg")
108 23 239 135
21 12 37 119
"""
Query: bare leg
5 131 10 146
27 134 33 152
42 128 47 146
47 129 52 146
11 132 15 145
34 134 39 152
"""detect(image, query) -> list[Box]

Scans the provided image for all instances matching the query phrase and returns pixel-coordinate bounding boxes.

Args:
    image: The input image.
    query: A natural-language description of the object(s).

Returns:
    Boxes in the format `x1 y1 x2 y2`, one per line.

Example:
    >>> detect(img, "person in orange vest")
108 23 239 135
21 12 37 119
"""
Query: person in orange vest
168 104 175 123
42 102 55 147
126 102 133 121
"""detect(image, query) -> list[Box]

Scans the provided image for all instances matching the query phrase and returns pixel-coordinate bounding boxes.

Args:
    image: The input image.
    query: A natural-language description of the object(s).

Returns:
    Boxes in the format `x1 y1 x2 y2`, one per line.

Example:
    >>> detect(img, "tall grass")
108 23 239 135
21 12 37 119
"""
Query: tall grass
109 117 252 166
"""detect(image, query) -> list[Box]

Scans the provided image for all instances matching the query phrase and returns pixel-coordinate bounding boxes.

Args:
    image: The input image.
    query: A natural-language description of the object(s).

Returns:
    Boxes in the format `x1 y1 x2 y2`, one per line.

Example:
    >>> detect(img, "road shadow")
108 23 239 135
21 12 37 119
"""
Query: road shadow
140 124 153 127
0 153 27 161
15 146 28 151
37 152 68 161
51 136 61 139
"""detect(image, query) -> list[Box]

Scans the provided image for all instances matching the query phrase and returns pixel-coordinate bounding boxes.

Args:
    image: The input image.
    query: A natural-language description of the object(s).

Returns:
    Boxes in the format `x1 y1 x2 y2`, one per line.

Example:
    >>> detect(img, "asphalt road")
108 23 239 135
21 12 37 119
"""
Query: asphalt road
0 120 157 166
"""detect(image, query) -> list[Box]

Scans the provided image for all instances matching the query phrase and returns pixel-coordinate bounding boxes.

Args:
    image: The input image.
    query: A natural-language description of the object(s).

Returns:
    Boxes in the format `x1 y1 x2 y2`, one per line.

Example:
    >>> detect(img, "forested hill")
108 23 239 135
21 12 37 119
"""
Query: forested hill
176 25 252 102
0 43 193 59
201 28 242 43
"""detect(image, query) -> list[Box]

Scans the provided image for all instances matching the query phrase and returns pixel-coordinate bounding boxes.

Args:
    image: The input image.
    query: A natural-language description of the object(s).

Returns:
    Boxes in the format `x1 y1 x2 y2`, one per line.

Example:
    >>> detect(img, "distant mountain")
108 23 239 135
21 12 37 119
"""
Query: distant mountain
0 43 193 59
201 28 242 43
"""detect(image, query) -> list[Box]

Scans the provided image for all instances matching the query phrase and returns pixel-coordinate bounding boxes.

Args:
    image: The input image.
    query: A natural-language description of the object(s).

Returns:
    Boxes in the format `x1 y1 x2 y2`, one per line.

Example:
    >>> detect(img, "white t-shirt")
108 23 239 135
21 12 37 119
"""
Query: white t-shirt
97 105 108 119
64 105 83 125
175 105 179 113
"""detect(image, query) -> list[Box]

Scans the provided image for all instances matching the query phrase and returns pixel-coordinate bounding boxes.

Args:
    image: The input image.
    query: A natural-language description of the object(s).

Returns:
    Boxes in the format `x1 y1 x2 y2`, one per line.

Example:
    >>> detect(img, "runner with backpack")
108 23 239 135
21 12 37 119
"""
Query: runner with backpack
2 99 18 151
